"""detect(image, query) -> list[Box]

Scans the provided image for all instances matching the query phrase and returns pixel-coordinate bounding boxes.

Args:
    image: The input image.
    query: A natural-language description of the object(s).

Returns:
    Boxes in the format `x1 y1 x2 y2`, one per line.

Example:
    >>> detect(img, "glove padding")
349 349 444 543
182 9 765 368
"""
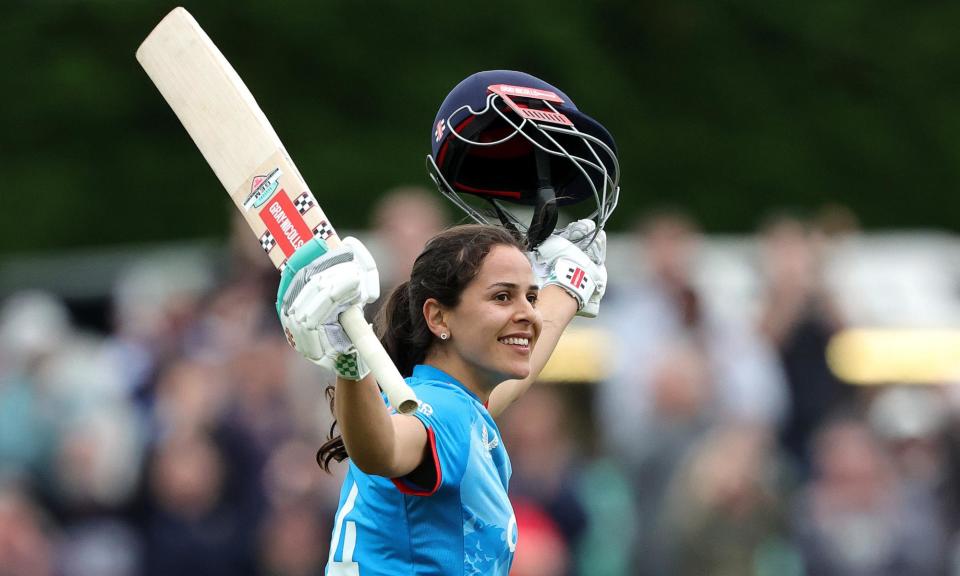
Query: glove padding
558 219 606 268
553 220 607 317
277 237 379 380
530 219 608 318
283 304 370 380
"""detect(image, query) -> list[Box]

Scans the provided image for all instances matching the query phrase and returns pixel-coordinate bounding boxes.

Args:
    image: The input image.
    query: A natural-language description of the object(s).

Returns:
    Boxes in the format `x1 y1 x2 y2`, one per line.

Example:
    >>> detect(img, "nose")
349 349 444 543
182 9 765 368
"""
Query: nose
513 296 537 323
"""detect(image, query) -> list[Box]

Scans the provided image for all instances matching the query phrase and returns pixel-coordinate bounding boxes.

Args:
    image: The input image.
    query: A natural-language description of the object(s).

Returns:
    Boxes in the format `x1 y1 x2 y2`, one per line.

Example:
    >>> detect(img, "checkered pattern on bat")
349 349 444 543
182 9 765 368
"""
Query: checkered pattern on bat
260 231 276 253
294 192 314 215
313 220 334 240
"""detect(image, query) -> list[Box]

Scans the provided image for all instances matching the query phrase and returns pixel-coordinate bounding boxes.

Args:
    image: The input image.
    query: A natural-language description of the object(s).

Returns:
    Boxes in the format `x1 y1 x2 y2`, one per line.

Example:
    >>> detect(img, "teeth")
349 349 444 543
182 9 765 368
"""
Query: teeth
500 337 529 346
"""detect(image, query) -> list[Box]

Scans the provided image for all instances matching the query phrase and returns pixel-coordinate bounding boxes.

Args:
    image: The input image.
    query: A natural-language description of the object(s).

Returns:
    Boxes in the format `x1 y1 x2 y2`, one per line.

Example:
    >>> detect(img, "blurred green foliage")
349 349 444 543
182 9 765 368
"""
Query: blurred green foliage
4 0 960 252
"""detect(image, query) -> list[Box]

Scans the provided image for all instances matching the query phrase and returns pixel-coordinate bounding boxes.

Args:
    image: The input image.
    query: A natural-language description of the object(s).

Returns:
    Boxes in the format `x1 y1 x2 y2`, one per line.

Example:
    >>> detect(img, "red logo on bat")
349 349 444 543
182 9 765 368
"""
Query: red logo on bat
259 193 313 257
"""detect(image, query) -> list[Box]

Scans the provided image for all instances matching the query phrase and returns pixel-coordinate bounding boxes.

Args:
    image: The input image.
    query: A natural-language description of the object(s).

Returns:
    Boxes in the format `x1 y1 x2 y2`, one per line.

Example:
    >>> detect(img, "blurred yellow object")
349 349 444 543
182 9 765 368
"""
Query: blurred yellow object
827 329 960 385
539 327 613 383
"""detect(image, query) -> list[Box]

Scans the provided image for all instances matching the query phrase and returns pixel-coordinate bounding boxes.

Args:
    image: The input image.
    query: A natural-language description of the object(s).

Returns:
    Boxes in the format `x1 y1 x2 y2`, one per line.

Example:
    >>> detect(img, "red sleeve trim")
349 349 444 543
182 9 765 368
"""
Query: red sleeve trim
391 426 442 496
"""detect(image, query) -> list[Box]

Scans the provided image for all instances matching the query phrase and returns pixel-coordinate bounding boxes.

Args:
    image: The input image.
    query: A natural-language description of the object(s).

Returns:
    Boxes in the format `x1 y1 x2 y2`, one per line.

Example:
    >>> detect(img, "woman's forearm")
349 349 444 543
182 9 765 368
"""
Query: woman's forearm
335 375 396 474
335 375 427 477
487 285 578 417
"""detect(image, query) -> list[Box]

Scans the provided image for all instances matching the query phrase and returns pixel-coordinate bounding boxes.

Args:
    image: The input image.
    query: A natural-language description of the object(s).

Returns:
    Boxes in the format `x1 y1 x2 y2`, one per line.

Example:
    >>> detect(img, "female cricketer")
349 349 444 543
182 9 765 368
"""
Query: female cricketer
277 70 619 575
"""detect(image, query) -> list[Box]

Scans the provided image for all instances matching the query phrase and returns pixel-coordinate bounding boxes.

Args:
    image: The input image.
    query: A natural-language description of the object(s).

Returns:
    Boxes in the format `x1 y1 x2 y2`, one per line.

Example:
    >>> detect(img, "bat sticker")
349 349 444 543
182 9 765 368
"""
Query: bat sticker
259 230 276 253
243 168 282 210
259 193 312 257
313 220 334 240
294 191 315 215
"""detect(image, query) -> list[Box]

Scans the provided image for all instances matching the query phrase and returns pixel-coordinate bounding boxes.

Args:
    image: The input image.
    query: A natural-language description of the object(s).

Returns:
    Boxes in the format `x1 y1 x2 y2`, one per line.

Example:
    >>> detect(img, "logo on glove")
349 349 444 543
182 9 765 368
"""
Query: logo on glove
565 266 588 289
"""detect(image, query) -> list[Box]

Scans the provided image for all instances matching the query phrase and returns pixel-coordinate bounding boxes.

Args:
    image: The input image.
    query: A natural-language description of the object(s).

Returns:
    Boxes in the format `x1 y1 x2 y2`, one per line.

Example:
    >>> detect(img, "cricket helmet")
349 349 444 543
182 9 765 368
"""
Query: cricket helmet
427 70 619 248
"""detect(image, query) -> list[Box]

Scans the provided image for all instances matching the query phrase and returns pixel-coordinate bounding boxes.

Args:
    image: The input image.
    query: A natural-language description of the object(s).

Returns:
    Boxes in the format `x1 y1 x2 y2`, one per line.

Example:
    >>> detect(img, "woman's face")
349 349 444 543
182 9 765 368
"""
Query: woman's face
441 244 543 391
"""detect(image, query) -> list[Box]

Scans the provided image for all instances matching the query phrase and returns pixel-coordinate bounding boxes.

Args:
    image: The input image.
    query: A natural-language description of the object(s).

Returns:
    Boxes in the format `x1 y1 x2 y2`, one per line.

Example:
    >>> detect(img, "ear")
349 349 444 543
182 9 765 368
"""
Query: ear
422 298 449 339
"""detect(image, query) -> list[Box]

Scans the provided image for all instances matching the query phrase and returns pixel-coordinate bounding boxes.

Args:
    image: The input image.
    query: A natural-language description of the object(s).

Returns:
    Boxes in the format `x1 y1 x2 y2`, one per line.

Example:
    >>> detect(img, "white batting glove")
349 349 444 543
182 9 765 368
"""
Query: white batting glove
277 237 380 380
283 304 370 380
556 219 607 317
557 219 606 267
582 265 607 318
529 219 607 318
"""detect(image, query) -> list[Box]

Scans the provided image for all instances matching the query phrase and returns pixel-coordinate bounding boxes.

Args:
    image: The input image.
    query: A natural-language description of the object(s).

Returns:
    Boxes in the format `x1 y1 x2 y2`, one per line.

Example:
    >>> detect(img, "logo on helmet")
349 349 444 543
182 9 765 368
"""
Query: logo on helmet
435 119 446 143
492 84 562 102
427 70 620 250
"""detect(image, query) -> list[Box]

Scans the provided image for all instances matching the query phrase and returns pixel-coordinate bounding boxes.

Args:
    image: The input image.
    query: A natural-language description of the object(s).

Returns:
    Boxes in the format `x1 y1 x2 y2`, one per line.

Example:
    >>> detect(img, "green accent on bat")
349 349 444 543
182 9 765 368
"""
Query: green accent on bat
275 237 330 318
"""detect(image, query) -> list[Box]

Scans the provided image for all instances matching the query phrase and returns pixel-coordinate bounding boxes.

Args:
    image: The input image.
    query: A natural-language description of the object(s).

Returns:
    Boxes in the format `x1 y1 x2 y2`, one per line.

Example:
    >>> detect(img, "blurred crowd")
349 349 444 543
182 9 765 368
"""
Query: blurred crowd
1 191 960 576
594 208 960 576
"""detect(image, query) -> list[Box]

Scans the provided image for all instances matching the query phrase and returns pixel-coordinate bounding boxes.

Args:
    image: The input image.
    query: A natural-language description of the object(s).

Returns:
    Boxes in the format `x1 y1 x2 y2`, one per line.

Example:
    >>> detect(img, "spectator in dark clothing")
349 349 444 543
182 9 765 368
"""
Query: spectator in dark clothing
756 213 854 474
142 427 266 576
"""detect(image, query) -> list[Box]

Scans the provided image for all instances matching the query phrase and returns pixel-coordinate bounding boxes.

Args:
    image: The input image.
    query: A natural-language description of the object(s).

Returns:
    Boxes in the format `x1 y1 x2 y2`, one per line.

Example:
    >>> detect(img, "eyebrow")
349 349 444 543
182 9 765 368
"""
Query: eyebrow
487 282 540 291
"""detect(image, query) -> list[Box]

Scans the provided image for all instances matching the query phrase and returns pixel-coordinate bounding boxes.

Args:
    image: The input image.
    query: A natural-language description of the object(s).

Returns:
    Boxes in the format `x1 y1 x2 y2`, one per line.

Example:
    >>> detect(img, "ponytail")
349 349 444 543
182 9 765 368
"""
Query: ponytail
376 281 435 378
316 385 346 471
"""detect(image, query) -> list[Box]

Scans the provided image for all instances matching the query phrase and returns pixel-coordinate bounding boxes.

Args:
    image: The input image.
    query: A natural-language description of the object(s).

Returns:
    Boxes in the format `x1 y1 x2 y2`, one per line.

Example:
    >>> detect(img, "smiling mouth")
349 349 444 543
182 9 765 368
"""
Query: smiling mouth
499 336 530 348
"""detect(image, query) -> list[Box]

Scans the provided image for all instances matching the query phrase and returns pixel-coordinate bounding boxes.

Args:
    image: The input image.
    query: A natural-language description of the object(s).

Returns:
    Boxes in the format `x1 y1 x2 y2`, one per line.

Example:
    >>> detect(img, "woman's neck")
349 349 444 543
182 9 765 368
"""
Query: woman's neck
422 348 498 403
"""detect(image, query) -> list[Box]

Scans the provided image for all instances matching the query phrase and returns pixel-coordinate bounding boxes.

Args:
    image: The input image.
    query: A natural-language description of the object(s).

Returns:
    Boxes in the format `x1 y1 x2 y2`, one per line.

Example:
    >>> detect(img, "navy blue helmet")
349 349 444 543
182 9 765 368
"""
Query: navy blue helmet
427 70 619 248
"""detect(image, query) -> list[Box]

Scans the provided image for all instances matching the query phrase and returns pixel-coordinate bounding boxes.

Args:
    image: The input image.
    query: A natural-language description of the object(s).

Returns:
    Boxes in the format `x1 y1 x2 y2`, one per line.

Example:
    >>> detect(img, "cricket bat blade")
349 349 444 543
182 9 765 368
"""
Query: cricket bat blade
136 7 419 414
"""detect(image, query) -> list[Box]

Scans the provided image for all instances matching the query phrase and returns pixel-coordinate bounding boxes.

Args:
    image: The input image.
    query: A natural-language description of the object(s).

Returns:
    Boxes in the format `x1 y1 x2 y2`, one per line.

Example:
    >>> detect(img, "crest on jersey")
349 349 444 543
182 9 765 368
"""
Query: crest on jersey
481 425 499 451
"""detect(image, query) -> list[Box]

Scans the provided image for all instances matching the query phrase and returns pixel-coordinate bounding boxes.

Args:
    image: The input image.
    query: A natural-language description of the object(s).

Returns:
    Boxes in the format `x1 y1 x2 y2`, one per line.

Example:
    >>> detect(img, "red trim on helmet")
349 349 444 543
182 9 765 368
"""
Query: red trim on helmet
466 126 532 158
453 182 522 199
436 115 478 168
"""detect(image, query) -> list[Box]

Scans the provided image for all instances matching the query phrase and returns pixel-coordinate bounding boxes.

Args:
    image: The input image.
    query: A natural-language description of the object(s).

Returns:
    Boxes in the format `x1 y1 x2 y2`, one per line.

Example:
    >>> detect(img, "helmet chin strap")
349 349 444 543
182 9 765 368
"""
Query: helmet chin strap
524 148 559 248
483 147 558 249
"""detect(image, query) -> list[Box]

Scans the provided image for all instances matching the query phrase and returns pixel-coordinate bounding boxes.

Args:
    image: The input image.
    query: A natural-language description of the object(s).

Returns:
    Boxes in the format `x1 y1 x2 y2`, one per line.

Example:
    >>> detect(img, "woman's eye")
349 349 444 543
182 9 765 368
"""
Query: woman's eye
494 293 510 302
527 293 539 305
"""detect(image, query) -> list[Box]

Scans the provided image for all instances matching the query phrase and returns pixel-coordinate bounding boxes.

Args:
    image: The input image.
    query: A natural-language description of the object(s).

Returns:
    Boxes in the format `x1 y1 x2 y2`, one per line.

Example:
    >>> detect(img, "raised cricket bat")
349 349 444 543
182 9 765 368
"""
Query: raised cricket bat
136 7 418 414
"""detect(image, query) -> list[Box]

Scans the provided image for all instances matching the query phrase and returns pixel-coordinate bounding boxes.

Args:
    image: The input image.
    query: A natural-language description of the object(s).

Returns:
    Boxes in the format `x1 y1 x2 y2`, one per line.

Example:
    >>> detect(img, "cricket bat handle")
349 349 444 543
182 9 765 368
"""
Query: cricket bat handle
339 306 419 415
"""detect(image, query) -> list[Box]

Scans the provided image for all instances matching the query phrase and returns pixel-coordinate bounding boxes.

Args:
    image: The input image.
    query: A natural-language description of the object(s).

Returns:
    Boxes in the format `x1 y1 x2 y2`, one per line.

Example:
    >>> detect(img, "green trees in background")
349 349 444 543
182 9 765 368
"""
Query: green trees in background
4 0 960 252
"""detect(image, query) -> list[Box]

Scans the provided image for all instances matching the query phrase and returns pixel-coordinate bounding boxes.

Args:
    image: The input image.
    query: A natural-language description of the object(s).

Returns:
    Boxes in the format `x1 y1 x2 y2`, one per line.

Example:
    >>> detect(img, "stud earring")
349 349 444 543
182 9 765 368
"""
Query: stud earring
440 333 449 340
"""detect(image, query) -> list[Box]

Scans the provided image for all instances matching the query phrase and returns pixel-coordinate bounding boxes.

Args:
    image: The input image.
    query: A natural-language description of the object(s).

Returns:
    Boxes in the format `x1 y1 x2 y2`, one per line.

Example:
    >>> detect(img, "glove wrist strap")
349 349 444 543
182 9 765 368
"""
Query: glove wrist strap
334 349 370 381
544 256 595 310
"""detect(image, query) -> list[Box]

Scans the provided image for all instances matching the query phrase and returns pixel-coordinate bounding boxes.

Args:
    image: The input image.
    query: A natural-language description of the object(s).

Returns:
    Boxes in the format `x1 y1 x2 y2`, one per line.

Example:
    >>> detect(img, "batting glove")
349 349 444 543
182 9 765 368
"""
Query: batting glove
277 237 380 380
530 219 607 318
555 219 607 317
557 219 606 268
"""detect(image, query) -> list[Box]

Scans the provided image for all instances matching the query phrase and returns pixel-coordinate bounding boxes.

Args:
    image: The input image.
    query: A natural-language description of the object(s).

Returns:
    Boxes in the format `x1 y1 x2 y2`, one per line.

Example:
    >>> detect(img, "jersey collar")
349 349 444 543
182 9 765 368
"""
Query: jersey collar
412 364 483 404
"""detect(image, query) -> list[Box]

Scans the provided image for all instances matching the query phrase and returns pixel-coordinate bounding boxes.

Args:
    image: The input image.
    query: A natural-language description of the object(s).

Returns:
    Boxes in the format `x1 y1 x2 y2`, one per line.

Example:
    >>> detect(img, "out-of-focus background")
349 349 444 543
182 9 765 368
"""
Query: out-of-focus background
4 2 960 575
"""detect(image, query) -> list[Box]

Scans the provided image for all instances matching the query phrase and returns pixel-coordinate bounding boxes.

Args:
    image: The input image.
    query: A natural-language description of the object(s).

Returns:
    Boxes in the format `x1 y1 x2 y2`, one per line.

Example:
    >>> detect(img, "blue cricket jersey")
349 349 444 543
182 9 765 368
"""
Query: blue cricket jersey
325 365 517 575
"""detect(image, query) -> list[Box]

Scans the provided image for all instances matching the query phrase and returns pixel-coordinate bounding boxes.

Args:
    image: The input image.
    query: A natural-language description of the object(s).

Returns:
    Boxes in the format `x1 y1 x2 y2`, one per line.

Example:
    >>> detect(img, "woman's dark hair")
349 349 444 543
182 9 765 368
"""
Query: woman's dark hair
317 224 525 471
